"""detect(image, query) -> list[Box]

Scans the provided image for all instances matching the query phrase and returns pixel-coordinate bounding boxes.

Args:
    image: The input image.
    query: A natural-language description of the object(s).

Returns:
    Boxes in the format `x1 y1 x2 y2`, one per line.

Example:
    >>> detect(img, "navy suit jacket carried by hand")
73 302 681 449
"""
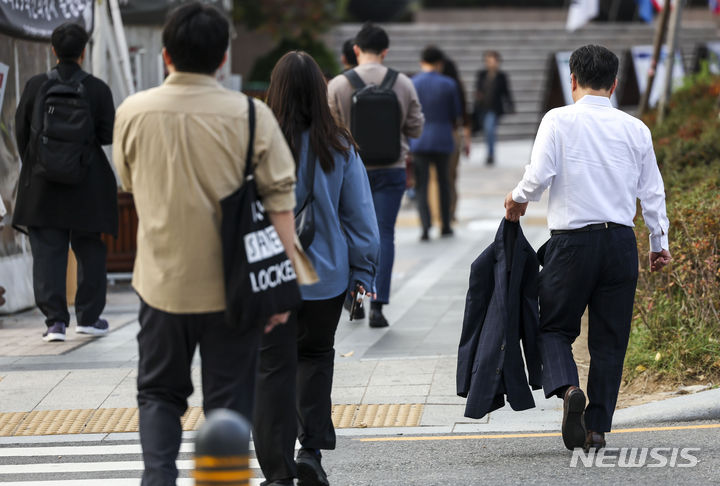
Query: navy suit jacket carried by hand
457 219 542 419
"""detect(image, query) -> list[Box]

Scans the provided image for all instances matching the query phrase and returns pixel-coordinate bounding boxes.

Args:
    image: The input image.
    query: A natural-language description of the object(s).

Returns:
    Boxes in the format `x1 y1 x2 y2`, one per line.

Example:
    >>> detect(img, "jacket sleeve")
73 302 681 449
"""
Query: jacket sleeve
339 149 380 292
402 77 424 139
457 249 494 397
14 77 40 160
94 81 116 146
112 104 133 192
501 73 514 113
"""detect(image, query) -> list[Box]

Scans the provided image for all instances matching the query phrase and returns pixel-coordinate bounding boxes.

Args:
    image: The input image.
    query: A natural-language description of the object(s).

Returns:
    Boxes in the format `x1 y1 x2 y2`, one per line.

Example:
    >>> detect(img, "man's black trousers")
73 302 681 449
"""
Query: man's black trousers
538 226 638 433
28 227 107 327
253 294 345 482
137 300 260 486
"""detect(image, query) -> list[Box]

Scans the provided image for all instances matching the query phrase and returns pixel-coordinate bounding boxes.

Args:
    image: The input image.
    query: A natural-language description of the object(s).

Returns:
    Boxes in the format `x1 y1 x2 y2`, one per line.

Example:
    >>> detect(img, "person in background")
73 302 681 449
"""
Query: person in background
13 23 116 342
441 54 472 222
340 38 357 71
113 4 297 484
327 23 423 328
410 45 461 241
474 51 513 165
254 51 379 486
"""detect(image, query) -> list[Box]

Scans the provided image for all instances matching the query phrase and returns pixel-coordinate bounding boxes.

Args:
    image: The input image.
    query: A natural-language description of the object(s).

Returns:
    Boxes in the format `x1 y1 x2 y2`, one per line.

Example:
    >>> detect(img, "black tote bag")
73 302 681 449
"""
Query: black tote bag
220 97 302 329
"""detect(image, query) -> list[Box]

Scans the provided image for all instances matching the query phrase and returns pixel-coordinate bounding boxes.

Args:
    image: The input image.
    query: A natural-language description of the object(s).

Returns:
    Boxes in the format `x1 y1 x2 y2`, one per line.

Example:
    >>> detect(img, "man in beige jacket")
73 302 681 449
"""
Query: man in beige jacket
113 3 296 484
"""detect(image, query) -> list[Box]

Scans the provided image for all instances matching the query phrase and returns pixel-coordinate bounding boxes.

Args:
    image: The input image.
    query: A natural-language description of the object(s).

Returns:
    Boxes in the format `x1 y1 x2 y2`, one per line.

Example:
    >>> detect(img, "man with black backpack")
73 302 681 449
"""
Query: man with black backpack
13 23 117 342
328 23 424 328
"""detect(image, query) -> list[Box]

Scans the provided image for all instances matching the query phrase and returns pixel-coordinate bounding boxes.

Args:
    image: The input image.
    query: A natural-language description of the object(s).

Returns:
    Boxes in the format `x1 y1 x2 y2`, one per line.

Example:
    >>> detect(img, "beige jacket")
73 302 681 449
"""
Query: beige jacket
113 72 296 314
327 62 424 170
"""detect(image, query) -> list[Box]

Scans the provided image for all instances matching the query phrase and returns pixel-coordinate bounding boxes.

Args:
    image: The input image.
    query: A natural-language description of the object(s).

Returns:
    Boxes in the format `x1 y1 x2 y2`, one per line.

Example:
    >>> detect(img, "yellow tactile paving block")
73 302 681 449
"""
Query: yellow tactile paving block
0 404 423 436
84 407 139 434
0 412 27 436
331 404 424 429
15 409 95 436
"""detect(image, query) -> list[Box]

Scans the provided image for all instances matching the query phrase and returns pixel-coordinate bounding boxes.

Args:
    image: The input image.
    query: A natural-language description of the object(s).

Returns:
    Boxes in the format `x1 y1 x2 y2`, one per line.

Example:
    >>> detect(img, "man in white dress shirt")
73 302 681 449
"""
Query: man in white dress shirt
505 45 671 452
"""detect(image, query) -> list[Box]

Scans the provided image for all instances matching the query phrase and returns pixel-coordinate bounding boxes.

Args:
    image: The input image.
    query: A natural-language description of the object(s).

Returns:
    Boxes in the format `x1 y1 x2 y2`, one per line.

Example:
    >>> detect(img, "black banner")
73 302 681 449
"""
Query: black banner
0 1 94 41
119 0 228 25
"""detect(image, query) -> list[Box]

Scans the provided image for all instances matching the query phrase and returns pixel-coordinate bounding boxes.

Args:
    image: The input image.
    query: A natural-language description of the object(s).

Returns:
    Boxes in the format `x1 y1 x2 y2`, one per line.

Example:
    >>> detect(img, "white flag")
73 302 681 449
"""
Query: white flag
566 0 599 32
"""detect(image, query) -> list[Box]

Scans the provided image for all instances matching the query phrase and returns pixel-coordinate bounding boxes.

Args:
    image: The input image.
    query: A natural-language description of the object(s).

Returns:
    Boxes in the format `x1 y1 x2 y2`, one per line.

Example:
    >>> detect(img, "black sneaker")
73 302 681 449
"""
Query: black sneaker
77 318 109 336
369 308 389 328
42 322 66 342
296 448 328 486
261 480 294 486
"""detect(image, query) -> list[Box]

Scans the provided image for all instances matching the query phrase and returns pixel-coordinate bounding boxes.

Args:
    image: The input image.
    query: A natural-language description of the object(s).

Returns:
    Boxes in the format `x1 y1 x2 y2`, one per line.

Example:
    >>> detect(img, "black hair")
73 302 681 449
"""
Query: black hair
442 55 468 122
51 23 89 62
421 45 444 64
354 22 389 55
162 2 229 75
342 38 358 67
267 51 357 174
569 45 619 91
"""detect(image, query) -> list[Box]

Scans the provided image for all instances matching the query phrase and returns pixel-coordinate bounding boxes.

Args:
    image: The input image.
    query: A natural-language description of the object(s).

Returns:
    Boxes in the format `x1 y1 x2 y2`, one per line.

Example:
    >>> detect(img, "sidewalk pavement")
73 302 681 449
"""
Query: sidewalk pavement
0 140 718 438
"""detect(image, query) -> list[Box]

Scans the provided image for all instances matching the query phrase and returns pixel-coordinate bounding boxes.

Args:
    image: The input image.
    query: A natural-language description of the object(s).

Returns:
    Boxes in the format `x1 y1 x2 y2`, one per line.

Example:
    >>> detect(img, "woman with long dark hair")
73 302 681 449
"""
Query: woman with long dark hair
442 55 472 221
253 51 379 486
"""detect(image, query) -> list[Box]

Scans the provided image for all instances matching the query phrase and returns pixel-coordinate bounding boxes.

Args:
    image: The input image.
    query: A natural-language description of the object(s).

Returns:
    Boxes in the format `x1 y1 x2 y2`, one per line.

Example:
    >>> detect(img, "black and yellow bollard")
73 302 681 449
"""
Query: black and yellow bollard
194 409 252 485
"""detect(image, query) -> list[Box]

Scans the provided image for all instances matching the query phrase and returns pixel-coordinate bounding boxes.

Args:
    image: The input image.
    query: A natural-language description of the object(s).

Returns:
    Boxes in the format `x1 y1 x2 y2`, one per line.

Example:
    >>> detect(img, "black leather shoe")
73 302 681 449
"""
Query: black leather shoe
369 308 389 328
296 448 329 486
561 386 587 450
260 480 294 486
584 430 606 452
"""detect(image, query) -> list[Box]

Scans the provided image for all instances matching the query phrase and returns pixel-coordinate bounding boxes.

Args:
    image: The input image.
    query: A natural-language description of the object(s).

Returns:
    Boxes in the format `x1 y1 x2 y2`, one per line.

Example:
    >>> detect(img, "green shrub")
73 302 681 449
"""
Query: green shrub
248 35 339 84
626 76 720 383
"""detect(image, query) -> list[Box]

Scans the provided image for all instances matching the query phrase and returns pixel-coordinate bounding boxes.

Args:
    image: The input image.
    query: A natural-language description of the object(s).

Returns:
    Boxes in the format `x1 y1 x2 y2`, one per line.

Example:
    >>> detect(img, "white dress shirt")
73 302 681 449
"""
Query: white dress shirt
512 95 669 252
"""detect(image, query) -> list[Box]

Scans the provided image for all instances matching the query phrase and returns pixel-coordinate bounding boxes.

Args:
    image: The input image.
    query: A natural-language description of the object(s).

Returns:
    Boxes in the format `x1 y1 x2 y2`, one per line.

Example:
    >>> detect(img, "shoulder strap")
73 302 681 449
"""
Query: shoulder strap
306 140 316 196
296 138 316 215
380 68 399 90
343 69 366 91
244 96 256 179
69 70 90 85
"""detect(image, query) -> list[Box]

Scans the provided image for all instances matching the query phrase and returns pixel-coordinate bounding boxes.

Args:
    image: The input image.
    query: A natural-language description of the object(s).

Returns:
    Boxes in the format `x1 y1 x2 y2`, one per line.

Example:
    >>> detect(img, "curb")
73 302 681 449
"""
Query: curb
613 388 720 426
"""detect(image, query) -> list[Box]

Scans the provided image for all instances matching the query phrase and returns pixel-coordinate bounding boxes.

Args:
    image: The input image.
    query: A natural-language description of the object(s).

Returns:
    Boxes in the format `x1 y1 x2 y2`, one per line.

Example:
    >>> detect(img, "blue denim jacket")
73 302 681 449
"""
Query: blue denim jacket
295 132 380 300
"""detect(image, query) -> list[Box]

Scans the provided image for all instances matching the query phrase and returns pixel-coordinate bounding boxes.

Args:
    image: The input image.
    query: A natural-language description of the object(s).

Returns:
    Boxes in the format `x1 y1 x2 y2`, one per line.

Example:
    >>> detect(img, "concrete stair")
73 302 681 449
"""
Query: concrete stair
331 21 718 140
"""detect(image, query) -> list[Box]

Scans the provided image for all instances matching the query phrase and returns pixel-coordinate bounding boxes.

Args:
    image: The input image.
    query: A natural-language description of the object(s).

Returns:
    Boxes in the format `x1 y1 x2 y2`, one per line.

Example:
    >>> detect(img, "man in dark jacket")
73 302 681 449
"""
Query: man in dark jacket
13 23 117 342
474 51 513 165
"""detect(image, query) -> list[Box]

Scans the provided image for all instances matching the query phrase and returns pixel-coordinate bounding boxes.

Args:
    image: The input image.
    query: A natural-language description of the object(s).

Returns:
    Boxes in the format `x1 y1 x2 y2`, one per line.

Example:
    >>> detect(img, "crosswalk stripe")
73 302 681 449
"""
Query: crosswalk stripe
0 443 193 457
0 458 263 474
0 439 300 457
0 480 266 486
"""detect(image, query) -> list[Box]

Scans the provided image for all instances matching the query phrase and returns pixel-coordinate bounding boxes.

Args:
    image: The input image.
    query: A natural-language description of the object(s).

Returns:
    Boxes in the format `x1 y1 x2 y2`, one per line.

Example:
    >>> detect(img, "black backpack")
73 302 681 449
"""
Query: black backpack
30 69 94 185
344 68 402 166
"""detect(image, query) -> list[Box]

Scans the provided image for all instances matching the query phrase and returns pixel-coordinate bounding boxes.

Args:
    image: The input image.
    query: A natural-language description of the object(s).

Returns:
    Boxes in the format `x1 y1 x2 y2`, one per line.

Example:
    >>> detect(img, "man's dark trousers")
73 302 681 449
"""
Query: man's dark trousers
538 226 638 433
137 300 261 486
412 152 452 234
28 227 107 327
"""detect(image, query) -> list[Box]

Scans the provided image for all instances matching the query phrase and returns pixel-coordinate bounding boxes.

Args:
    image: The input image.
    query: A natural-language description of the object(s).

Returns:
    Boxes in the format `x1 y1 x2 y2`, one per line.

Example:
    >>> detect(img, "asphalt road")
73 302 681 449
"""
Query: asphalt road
325 421 720 485
1 421 718 484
